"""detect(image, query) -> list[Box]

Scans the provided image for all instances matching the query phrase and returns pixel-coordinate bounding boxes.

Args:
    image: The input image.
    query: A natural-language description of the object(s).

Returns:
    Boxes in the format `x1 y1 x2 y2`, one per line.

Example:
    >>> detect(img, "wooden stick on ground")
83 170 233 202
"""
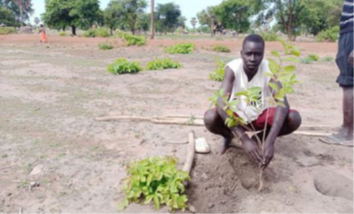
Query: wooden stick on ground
182 131 195 174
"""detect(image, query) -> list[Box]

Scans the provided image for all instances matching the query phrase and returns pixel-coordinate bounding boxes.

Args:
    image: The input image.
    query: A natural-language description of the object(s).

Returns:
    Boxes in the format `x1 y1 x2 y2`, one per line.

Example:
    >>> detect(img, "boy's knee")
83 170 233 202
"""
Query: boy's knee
288 111 302 131
204 109 218 130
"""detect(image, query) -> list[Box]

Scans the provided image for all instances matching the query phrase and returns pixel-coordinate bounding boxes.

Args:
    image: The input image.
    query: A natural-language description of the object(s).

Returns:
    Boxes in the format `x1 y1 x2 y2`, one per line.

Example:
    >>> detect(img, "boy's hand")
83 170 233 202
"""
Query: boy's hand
349 50 353 67
242 138 262 163
261 143 274 169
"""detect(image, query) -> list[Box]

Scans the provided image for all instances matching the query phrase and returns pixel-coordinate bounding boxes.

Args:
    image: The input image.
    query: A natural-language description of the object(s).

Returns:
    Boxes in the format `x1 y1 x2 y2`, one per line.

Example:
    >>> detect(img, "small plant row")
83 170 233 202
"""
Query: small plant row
164 43 194 54
118 31 146 46
301 54 333 64
84 28 110 38
107 58 182 75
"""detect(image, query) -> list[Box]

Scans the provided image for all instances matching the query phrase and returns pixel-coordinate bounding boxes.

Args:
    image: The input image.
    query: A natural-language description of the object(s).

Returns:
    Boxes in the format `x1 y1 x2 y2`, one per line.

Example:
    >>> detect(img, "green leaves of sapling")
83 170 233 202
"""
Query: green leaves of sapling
118 156 190 212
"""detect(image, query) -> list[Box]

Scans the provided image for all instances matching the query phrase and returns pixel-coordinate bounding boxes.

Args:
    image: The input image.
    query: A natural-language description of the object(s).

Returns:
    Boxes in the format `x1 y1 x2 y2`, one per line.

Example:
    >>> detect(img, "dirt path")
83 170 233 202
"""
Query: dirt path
0 35 352 213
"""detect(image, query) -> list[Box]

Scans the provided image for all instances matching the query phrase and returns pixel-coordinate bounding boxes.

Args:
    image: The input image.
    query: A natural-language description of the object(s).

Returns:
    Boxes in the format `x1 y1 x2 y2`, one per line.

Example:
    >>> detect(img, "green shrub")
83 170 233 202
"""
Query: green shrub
301 56 314 64
307 54 319 61
165 43 194 54
260 31 279 41
119 31 146 46
0 27 16 35
95 28 110 38
316 26 339 42
212 45 231 53
108 58 142 75
146 58 182 70
321 56 334 62
99 42 114 50
59 31 66 37
118 156 190 211
209 59 226 81
84 28 110 38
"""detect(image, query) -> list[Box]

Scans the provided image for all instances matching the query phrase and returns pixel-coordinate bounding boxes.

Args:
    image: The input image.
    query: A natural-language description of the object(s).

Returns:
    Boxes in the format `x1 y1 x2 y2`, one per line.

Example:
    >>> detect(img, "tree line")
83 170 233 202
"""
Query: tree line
0 0 343 41
197 0 342 40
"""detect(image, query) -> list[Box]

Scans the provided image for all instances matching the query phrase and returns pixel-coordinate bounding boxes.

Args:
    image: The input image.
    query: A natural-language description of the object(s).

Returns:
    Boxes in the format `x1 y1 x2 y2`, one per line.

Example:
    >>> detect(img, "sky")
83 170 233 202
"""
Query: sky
30 0 224 28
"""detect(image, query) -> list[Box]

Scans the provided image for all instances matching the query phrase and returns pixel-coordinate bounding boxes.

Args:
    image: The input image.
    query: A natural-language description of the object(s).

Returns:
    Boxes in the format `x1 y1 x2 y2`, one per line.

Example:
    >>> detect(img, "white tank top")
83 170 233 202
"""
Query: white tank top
226 59 274 123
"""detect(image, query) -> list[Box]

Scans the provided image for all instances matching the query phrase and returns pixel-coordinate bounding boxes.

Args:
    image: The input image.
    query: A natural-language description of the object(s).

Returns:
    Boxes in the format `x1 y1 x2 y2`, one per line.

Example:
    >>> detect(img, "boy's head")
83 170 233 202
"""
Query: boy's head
241 34 265 74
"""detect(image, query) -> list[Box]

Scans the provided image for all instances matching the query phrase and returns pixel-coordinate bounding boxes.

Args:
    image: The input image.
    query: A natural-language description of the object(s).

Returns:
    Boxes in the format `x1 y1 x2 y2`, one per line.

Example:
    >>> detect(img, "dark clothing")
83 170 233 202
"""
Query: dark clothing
340 0 354 35
336 31 353 87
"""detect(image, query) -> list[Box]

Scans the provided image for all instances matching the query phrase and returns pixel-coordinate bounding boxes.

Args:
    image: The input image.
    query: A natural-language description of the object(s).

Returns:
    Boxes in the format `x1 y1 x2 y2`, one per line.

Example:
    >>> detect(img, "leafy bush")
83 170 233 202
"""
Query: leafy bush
119 31 146 46
301 56 314 64
321 56 334 62
118 156 190 211
212 45 231 53
146 58 182 70
59 31 66 37
0 27 16 35
260 31 279 41
108 58 142 75
84 28 110 38
307 54 319 61
99 42 114 50
209 59 226 81
165 43 194 54
316 26 339 42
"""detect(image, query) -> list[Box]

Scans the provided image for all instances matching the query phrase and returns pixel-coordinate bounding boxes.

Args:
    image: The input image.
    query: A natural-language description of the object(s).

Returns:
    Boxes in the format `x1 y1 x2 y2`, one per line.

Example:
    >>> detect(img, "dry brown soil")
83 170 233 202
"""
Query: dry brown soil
0 34 352 213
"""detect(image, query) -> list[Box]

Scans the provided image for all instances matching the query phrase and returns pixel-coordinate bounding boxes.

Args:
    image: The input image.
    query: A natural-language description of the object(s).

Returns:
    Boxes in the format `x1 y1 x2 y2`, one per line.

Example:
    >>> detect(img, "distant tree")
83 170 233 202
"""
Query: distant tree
0 0 33 25
150 0 154 39
214 0 262 34
34 16 40 26
299 0 342 36
178 16 186 28
155 3 181 34
104 1 125 35
190 17 197 31
136 13 150 33
42 0 101 35
197 6 217 28
0 6 16 26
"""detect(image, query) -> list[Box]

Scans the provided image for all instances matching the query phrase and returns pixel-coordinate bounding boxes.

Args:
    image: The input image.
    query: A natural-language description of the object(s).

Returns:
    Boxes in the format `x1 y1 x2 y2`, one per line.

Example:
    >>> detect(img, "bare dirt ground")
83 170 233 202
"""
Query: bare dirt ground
0 34 352 213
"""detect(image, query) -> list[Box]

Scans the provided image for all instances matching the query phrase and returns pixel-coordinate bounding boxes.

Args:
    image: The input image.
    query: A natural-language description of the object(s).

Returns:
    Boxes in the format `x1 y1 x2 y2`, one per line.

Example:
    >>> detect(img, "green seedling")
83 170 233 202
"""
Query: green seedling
307 54 319 61
119 31 146 46
118 156 190 211
209 59 226 82
301 56 314 64
145 58 182 70
99 42 114 50
212 45 231 53
108 58 142 75
165 43 194 54
321 56 334 62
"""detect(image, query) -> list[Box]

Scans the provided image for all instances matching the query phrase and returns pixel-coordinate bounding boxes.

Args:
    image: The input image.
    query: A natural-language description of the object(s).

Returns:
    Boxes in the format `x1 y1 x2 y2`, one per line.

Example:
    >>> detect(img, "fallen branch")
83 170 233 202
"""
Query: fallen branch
182 131 195 174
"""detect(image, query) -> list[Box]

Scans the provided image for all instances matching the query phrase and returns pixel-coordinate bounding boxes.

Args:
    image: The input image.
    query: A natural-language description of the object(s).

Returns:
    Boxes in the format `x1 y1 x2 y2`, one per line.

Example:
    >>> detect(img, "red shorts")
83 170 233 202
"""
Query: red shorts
209 107 297 130
249 108 297 130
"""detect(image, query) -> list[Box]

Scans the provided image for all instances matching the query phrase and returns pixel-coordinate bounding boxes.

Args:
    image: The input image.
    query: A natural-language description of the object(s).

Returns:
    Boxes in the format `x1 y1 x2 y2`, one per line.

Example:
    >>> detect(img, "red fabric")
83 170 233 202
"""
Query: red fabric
249 108 297 130
207 107 297 130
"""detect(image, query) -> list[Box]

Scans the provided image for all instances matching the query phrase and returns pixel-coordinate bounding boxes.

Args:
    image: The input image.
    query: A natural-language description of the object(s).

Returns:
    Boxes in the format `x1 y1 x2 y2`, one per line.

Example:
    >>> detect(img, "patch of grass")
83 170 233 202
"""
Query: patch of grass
307 54 319 61
316 26 339 42
118 156 190 211
84 28 110 38
165 43 194 54
212 45 231 53
119 31 146 46
260 31 279 41
321 56 334 62
59 31 66 37
108 58 142 75
145 58 182 70
0 27 16 35
209 59 226 81
301 56 314 64
98 42 114 50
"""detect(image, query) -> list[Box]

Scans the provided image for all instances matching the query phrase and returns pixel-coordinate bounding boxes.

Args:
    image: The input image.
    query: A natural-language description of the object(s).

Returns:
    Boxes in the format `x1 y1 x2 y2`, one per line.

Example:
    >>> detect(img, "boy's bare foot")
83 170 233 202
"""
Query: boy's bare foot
216 137 233 154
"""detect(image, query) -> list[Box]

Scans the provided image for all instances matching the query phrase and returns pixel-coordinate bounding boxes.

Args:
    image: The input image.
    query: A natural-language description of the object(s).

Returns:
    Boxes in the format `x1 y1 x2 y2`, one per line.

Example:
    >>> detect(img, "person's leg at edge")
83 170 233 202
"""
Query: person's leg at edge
339 86 353 140
204 109 235 154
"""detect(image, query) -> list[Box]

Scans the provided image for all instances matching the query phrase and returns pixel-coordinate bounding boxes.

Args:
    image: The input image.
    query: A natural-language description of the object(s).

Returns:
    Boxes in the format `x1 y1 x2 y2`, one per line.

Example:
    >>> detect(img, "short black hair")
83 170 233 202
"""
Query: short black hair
243 34 265 49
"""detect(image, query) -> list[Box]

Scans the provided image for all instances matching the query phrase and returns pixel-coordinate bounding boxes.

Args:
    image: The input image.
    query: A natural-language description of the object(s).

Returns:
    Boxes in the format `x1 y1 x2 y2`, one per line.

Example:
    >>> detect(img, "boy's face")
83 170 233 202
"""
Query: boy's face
241 41 264 74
